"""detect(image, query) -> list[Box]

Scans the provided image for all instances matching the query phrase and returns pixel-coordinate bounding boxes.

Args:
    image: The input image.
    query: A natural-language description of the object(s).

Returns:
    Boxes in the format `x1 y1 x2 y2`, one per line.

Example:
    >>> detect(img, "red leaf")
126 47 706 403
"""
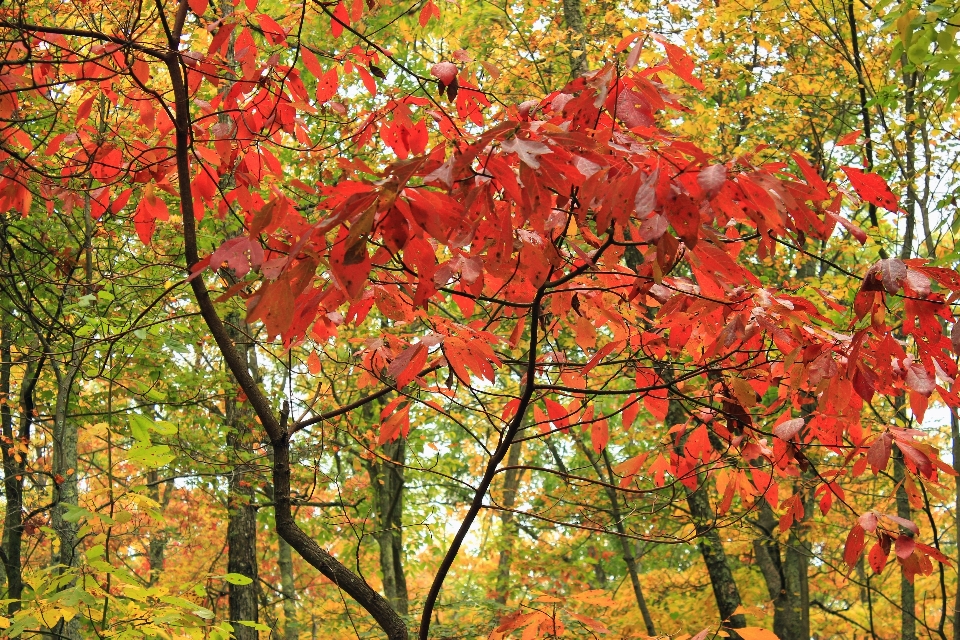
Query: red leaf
868 540 889 574
256 14 286 45
430 62 458 86
388 343 428 388
379 404 410 443
621 395 639 431
697 164 727 198
329 225 371 300
75 94 95 125
356 65 377 96
419 0 438 26
189 0 208 15
844 524 866 566
791 153 830 201
316 67 339 103
656 38 705 90
837 129 862 146
307 351 321 374
615 32 642 53
841 166 899 213
916 542 952 565
246 277 295 338
331 2 349 37
866 432 891 473
895 534 916 559
300 47 324 80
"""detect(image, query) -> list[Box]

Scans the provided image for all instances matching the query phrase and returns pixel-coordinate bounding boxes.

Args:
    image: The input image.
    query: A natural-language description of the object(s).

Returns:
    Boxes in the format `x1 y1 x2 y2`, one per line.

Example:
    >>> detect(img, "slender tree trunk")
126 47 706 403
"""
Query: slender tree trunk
896 80 918 634
0 325 10 591
753 501 808 640
952 410 960 640
573 437 656 634
600 449 655 635
588 545 607 589
665 400 745 629
225 315 260 638
1 340 39 613
278 537 300 640
227 466 259 637
562 0 587 77
494 438 523 605
686 483 746 628
894 448 917 640
146 471 173 586
51 350 82 640
369 439 408 615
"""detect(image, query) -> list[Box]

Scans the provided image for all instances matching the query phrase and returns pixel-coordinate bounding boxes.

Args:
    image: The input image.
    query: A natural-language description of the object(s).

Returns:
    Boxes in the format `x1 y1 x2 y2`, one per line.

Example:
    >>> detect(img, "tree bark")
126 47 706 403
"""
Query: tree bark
952 409 960 640
494 438 523 605
224 314 260 638
753 501 809 640
575 438 656 635
272 433 407 640
666 399 745 629
146 471 173 586
227 466 259 637
0 335 39 613
894 448 917 640
561 0 587 77
685 482 746 629
51 349 82 640
369 439 409 615
278 537 300 640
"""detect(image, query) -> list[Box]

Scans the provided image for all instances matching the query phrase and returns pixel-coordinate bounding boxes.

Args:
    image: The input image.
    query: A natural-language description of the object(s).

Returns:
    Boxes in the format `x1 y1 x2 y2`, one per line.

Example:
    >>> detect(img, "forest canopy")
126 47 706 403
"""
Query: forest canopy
0 0 960 638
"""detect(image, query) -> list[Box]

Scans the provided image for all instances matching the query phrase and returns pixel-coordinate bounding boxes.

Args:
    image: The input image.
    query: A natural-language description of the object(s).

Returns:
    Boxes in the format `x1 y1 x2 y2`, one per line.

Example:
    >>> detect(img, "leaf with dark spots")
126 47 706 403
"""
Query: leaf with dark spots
842 166 899 212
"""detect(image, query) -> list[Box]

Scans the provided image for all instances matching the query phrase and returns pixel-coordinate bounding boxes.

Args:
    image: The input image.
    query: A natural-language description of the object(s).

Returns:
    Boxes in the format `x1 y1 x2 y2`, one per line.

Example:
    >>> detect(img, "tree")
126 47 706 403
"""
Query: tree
1 0 960 639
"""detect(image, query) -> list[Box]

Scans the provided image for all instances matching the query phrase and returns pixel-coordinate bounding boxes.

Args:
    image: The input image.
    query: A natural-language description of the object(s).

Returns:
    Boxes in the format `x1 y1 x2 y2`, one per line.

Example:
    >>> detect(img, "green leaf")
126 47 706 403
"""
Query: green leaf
237 620 272 631
127 444 175 468
61 504 91 524
152 420 177 435
129 414 154 443
221 573 254 585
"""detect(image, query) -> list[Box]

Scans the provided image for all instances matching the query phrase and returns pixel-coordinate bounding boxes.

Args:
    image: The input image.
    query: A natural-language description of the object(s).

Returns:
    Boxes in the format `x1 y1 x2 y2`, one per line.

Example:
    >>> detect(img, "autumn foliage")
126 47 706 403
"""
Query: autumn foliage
0 0 959 638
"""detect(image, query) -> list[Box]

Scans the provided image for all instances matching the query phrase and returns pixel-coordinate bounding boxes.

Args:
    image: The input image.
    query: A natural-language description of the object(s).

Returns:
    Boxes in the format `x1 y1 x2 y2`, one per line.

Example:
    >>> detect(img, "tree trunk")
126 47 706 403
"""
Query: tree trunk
666 400 745 629
894 448 917 640
949 408 960 640
602 449 656 636
561 0 587 77
369 439 409 615
227 465 259 637
278 537 300 640
577 443 656 635
494 438 523 605
51 350 82 640
146 471 173 586
1 339 39 613
753 501 808 640
225 314 260 638
686 483 746 628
